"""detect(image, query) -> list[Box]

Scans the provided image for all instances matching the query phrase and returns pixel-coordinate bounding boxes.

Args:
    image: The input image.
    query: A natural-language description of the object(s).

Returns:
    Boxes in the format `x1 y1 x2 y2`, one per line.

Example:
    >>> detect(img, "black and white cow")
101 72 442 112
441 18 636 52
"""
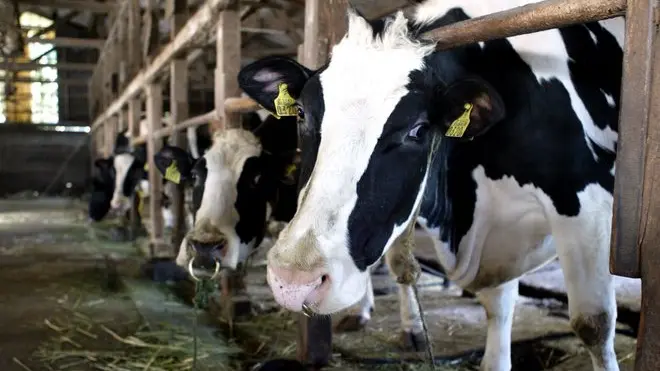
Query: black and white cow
152 112 300 272
238 1 623 370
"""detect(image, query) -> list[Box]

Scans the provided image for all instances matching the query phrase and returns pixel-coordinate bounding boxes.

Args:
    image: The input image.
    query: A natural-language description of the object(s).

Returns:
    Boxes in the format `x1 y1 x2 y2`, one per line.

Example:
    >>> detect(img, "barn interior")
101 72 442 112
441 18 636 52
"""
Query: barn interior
0 0 646 370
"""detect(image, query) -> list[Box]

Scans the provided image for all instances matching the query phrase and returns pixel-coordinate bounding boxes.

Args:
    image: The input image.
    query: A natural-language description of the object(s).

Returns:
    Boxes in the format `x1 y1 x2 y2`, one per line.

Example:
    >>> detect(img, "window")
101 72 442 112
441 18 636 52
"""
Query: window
0 11 59 124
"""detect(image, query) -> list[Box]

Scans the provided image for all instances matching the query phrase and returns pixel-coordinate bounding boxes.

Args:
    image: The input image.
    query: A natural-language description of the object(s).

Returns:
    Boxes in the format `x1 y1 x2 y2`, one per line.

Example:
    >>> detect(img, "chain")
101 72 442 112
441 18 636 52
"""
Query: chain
189 258 220 371
399 134 441 370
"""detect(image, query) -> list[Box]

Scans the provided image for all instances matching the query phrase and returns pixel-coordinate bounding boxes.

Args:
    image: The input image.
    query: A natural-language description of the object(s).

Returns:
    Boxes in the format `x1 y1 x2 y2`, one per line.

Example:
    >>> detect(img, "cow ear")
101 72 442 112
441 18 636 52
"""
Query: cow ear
437 77 505 140
238 56 313 116
153 145 194 184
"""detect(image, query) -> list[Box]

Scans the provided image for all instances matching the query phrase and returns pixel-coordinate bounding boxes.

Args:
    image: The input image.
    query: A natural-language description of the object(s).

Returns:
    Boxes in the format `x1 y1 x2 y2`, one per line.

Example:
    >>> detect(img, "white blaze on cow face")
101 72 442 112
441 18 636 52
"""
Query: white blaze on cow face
110 153 135 212
266 11 437 314
177 128 263 271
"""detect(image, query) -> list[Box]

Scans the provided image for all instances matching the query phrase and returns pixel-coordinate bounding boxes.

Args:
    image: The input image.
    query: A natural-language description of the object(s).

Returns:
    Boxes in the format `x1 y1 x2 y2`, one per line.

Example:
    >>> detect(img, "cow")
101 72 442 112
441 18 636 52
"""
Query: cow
236 1 624 370
151 112 300 273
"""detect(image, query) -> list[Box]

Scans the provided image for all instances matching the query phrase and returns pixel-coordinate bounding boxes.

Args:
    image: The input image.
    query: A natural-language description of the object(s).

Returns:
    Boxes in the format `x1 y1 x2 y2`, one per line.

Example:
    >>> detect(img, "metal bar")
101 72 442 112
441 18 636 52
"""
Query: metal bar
424 0 626 50
91 0 235 132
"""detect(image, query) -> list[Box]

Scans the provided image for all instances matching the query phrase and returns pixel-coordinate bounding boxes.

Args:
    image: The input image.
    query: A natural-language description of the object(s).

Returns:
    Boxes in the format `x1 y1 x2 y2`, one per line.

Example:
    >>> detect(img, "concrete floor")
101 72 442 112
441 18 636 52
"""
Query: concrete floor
0 198 640 370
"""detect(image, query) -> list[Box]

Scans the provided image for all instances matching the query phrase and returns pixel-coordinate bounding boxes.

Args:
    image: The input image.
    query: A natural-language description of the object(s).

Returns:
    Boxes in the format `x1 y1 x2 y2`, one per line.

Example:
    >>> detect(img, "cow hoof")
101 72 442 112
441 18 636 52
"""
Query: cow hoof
334 314 369 332
141 259 189 283
401 330 427 352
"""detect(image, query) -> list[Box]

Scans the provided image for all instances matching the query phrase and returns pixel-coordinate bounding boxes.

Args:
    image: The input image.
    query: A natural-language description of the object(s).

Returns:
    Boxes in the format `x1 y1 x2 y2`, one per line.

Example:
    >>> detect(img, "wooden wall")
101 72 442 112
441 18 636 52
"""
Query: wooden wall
0 124 90 197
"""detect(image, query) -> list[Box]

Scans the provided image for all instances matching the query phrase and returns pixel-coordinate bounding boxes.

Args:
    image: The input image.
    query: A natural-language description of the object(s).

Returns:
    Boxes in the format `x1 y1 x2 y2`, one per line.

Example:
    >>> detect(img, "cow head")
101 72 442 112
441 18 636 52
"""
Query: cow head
110 130 148 213
153 115 299 276
238 9 505 314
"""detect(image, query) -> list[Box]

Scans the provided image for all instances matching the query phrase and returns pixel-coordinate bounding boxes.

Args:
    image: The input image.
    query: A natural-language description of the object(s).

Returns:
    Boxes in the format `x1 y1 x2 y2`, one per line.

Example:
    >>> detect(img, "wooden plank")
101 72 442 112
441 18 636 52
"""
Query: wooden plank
128 98 143 240
17 0 116 12
214 1 242 131
0 61 96 71
24 37 106 48
610 0 655 279
143 0 161 62
295 0 350 368
631 2 660 369
424 0 626 50
128 0 143 79
91 0 235 131
169 0 189 251
145 83 168 258
302 0 322 68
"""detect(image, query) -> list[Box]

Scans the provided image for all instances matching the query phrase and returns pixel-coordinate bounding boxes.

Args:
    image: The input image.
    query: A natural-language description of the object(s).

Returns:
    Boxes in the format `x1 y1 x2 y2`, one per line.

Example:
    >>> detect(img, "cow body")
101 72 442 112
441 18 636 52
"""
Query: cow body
238 1 623 370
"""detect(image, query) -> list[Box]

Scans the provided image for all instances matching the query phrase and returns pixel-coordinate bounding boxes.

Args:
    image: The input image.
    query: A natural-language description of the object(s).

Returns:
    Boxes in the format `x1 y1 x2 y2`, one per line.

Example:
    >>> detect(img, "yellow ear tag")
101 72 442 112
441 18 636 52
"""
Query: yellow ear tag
445 103 474 138
164 161 181 184
143 163 149 171
273 83 298 117
285 163 297 177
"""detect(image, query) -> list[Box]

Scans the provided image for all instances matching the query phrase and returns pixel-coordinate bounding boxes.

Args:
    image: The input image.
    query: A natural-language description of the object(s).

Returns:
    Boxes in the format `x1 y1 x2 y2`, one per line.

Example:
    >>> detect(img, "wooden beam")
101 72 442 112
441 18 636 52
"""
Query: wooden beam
143 0 161 62
612 0 660 369
127 98 143 240
169 0 189 252
424 0 626 50
214 1 242 131
145 83 168 258
0 77 88 85
17 0 115 13
91 0 235 132
127 0 143 80
25 36 105 48
610 0 653 279
0 62 95 71
294 0 349 368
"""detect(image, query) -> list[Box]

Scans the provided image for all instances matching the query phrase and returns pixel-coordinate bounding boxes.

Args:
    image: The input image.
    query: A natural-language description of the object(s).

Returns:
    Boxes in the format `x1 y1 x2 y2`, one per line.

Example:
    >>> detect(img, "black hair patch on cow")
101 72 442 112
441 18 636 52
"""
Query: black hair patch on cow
347 93 433 271
234 156 268 246
190 157 208 219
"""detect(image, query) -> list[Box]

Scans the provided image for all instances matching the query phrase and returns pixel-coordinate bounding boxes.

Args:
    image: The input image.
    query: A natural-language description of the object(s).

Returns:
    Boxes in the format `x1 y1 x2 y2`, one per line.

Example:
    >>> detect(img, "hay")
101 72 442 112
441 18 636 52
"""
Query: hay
34 295 241 371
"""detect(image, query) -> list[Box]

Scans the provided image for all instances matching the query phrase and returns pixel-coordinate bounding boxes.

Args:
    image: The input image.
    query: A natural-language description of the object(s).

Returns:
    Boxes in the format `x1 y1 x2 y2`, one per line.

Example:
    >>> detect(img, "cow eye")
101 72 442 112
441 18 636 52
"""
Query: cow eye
252 174 261 186
408 121 429 140
297 106 305 119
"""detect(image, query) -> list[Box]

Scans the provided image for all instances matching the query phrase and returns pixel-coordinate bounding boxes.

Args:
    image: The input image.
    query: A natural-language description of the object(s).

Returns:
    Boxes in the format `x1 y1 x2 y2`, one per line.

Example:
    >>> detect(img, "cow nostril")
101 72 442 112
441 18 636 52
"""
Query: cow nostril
321 274 328 284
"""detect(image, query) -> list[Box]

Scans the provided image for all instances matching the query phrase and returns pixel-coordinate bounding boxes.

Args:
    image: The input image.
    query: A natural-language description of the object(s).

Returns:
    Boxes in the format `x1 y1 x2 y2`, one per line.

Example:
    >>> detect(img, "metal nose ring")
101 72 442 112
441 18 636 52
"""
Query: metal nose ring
301 302 314 317
187 256 220 281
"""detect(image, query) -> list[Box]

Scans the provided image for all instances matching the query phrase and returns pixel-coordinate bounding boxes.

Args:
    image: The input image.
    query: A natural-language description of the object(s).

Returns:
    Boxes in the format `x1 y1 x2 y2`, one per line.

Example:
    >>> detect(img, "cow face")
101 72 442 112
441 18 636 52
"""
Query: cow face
238 9 504 314
110 144 147 213
154 129 267 274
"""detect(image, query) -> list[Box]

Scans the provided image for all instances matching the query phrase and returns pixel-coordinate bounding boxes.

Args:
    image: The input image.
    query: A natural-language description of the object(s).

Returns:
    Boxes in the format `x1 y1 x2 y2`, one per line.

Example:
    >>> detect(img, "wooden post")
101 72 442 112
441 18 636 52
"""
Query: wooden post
117 7 128 91
612 0 660 368
294 0 350 368
214 1 241 132
127 0 142 79
145 83 169 258
169 0 189 251
128 98 143 239
143 0 160 64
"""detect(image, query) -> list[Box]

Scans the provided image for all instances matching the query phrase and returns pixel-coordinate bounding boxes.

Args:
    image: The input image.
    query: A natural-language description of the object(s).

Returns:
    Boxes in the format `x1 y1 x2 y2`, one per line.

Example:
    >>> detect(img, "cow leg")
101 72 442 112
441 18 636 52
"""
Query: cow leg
476 279 518 371
382 244 426 351
555 221 618 371
334 274 374 332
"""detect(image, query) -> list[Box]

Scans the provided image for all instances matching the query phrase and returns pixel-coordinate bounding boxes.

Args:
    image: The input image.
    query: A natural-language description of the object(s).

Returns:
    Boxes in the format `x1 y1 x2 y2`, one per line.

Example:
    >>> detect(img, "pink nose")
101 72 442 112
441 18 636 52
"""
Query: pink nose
266 265 330 312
